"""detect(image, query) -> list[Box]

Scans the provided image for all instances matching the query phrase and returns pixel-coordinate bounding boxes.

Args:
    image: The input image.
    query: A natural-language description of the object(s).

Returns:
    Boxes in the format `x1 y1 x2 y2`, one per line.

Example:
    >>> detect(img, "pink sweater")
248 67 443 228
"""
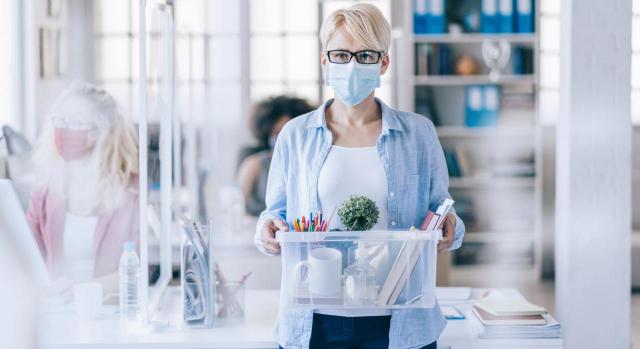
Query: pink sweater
26 184 140 278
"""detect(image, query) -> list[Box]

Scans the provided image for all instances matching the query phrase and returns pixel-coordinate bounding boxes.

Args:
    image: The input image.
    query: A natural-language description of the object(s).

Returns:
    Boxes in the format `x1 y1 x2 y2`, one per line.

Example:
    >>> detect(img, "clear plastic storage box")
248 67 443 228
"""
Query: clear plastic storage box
276 229 442 309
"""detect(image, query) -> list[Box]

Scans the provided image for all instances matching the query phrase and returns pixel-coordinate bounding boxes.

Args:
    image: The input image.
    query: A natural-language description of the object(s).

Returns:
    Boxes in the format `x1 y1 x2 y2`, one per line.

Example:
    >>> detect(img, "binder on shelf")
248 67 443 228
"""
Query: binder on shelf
515 0 534 33
498 0 514 33
483 85 500 126
465 86 484 127
465 85 501 127
414 0 429 34
427 44 439 75
480 0 499 33
513 47 534 75
427 0 446 34
415 43 429 75
438 45 452 75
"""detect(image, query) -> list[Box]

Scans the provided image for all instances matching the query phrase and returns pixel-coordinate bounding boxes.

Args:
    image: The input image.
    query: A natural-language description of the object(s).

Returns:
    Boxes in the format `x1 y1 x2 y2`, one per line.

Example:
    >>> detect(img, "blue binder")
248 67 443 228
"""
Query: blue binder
466 86 501 127
465 86 484 127
515 0 534 33
426 0 446 34
481 0 499 33
414 0 429 34
498 0 514 33
481 85 500 126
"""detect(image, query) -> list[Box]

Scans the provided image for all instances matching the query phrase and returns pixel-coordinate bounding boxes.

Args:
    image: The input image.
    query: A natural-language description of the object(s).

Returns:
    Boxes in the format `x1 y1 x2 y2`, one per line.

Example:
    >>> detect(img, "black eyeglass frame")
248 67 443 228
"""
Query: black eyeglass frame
326 49 385 64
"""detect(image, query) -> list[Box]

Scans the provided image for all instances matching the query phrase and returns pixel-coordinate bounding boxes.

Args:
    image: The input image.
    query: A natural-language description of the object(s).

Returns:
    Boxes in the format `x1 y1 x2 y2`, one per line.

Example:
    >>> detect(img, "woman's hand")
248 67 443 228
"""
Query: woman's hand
438 213 456 253
261 219 289 254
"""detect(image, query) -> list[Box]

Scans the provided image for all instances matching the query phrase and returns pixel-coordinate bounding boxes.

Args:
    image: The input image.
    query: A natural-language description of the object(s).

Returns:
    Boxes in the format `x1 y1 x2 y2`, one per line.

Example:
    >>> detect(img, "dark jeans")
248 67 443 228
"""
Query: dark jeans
280 313 437 349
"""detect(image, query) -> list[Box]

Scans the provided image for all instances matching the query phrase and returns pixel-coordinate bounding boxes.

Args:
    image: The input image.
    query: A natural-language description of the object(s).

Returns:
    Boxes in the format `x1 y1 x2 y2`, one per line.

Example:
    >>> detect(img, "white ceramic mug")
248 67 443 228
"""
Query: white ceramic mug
294 247 342 296
73 282 103 320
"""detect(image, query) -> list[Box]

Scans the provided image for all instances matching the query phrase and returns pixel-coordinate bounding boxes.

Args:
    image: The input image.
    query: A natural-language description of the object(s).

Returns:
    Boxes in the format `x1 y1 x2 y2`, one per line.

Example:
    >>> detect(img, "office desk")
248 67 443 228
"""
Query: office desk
39 287 563 349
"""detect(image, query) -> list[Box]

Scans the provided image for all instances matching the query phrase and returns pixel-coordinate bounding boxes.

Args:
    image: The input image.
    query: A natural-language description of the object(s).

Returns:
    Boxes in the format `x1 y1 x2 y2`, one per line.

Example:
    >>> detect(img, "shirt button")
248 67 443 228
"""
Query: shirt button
389 191 395 197
391 221 396 226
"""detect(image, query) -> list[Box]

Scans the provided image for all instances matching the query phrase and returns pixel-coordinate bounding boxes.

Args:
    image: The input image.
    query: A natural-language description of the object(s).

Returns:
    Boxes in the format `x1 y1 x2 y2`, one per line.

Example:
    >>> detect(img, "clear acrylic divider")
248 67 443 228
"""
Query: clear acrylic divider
276 229 442 309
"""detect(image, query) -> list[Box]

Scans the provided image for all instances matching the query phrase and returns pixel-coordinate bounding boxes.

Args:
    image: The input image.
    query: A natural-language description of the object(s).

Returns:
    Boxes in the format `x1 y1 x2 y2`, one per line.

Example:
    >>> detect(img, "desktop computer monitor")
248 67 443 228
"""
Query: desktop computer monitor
0 179 51 287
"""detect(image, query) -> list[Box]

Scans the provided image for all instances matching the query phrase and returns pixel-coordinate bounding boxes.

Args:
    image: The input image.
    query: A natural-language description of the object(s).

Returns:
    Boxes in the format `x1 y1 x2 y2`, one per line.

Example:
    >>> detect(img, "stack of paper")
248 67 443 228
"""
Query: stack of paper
469 313 562 339
468 291 561 339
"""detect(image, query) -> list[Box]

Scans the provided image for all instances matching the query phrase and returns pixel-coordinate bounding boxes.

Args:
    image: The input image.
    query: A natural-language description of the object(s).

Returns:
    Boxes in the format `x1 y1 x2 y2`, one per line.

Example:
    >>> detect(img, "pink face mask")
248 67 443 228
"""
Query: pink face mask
54 128 94 161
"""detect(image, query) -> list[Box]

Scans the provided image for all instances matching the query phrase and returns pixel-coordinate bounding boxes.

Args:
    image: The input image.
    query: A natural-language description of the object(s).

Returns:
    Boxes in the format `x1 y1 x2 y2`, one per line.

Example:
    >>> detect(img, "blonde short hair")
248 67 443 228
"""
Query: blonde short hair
320 3 391 53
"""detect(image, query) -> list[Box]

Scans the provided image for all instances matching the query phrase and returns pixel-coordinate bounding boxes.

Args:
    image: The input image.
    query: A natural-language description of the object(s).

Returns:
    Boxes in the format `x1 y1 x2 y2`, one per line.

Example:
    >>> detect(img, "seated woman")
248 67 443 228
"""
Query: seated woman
237 96 313 216
27 81 139 294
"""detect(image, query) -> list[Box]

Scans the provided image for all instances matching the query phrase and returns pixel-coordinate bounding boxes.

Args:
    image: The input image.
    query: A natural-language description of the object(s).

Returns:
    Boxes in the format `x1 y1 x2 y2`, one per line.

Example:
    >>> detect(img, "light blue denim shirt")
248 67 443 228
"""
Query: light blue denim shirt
254 98 465 349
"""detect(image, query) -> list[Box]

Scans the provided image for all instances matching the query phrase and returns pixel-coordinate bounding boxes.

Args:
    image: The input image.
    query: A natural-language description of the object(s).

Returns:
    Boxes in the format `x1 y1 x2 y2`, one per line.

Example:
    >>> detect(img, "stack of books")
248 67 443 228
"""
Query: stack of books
468 291 562 339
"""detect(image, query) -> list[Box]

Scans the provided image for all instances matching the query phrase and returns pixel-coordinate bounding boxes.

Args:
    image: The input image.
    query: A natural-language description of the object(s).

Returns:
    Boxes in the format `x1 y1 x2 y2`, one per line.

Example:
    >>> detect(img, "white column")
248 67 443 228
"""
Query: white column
556 0 632 348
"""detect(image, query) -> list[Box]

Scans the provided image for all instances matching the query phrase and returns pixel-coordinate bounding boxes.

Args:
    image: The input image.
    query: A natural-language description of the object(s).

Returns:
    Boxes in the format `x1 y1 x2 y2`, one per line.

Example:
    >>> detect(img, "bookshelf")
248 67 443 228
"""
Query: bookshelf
393 0 541 270
414 33 537 44
414 74 536 86
435 125 534 138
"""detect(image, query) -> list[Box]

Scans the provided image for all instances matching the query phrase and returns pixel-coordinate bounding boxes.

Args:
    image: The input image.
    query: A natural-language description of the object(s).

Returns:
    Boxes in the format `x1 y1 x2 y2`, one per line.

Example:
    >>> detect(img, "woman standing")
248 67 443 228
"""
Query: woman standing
254 4 465 348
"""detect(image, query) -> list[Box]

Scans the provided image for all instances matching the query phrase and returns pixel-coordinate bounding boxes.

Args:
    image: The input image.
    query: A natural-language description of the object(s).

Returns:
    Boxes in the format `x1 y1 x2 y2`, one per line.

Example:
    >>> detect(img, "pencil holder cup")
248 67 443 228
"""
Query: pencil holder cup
216 281 246 321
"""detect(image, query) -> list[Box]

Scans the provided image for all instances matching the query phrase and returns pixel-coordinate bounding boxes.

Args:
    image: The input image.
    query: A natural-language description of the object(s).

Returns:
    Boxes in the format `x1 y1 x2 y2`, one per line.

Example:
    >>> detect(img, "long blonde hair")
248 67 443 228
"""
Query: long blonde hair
33 81 138 211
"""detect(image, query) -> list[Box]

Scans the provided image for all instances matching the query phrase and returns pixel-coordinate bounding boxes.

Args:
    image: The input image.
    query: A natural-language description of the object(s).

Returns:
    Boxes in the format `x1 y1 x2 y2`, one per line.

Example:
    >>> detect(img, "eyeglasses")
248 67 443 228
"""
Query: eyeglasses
326 50 384 64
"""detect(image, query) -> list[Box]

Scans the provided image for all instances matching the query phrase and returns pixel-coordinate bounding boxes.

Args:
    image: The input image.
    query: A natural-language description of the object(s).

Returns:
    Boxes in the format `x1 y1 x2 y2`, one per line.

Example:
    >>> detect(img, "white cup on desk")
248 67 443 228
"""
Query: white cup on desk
73 282 103 320
295 247 342 296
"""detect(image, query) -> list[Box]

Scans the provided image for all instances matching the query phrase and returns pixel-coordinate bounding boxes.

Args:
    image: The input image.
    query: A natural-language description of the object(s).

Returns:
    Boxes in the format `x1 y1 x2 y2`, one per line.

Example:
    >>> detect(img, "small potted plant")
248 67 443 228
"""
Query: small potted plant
338 195 379 231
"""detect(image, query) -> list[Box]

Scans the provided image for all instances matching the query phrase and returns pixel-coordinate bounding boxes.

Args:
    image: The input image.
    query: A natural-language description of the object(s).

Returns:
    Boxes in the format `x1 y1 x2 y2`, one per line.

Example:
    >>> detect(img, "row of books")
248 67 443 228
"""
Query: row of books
413 0 535 34
414 44 534 77
480 0 535 34
468 291 561 339
415 44 453 76
444 146 536 178
444 146 471 177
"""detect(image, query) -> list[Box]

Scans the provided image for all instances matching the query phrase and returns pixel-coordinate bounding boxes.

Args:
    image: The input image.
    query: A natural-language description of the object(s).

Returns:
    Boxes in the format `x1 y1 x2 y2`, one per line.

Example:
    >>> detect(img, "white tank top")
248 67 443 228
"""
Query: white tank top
59 212 98 282
316 145 390 317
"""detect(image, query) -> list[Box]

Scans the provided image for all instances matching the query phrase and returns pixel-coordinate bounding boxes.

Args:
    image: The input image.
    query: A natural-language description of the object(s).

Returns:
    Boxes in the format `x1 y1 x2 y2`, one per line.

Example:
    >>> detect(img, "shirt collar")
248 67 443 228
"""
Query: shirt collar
306 98 405 133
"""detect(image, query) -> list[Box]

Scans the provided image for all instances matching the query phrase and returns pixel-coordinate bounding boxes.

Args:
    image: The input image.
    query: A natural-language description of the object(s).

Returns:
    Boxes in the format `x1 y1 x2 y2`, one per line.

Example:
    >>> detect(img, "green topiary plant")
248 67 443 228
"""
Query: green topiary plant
338 195 379 231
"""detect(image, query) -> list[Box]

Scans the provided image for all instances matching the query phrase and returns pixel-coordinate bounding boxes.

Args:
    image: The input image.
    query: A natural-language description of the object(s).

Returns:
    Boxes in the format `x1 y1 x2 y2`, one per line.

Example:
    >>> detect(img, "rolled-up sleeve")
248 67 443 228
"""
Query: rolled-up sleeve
254 131 288 255
426 126 465 251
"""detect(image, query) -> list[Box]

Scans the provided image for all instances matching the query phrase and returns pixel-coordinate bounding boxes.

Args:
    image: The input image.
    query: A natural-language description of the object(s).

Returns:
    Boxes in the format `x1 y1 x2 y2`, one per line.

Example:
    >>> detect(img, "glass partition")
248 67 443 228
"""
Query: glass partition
138 0 175 325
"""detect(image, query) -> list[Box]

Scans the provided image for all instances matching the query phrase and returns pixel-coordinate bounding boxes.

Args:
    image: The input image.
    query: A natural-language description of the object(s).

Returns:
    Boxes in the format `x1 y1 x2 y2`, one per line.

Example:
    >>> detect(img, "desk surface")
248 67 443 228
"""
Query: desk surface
39 287 563 349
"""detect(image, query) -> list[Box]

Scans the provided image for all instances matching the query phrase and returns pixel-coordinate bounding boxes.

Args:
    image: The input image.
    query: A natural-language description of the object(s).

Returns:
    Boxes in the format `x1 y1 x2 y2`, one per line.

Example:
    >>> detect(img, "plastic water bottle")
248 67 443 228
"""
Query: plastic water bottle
119 241 140 321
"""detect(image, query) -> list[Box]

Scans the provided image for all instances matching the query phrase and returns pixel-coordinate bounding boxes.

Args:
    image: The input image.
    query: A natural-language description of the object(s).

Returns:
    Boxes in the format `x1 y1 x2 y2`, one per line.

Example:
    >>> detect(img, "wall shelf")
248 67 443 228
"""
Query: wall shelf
462 231 535 243
414 74 536 86
436 126 535 138
414 33 537 44
449 176 536 189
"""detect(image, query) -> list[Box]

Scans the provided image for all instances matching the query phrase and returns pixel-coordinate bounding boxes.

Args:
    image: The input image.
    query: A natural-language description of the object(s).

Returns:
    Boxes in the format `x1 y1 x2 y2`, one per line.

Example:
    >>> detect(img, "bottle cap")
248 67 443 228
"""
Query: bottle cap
355 242 368 261
124 241 136 251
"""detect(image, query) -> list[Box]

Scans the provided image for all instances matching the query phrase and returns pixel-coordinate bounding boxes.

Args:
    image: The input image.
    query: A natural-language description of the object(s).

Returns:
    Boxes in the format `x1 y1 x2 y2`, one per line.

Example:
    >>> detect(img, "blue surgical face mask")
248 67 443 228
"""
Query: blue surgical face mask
324 61 381 107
